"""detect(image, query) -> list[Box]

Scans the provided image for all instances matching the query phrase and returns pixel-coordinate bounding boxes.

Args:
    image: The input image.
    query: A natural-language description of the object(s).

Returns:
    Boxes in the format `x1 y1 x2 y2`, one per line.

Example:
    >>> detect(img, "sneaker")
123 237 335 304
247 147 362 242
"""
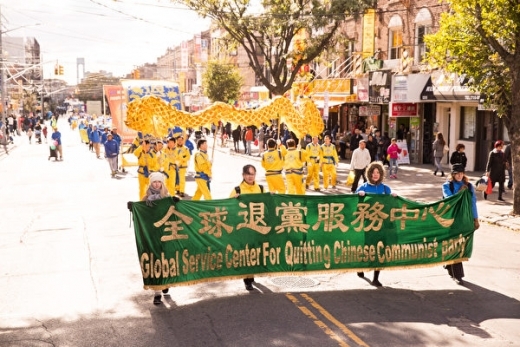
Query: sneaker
483 192 488 200
331 186 336 189
393 175 398 179
162 288 169 294
357 272 364 278
314 188 321 191
245 283 254 291
153 295 162 305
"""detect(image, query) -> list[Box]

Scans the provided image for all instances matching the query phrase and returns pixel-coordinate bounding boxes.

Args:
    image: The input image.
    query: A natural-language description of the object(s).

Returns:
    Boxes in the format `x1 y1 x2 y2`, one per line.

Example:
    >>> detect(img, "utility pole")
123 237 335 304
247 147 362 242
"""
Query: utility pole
0 5 8 139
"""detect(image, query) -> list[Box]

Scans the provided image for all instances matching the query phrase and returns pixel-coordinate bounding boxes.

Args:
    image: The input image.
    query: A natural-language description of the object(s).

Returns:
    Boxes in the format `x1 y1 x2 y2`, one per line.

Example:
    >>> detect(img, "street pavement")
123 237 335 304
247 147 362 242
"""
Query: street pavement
0 121 519 347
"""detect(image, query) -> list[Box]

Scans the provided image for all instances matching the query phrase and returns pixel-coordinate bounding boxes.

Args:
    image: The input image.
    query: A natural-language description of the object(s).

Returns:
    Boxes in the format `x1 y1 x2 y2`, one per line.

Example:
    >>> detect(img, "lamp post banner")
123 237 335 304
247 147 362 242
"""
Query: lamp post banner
131 191 475 290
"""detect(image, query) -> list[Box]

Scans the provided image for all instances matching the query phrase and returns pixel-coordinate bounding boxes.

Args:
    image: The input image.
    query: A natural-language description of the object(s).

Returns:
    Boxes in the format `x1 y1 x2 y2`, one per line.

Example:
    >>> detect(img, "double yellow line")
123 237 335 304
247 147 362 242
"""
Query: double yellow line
286 293 371 347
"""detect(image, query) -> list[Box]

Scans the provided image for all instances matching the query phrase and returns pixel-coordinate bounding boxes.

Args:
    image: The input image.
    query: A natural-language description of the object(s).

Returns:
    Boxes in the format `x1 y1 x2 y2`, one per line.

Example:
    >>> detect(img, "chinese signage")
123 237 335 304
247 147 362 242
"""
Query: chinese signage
362 9 376 57
369 71 391 103
391 74 436 102
131 192 475 290
359 105 381 117
391 103 418 117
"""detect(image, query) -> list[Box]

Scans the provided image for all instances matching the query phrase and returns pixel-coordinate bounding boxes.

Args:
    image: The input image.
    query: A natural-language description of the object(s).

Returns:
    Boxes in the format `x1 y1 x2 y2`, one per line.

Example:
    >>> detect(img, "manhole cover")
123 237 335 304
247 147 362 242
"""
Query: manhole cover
269 276 319 288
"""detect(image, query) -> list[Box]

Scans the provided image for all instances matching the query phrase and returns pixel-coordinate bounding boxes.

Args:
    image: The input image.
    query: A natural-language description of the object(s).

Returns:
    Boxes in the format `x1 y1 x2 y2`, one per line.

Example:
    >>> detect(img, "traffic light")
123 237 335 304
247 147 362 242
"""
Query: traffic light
59 65 64 75
54 65 59 75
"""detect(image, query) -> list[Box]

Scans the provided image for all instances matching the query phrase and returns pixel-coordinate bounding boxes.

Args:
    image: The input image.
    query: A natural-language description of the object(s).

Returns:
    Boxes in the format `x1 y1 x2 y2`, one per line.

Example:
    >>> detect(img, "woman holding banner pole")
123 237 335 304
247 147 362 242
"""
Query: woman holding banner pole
442 163 480 285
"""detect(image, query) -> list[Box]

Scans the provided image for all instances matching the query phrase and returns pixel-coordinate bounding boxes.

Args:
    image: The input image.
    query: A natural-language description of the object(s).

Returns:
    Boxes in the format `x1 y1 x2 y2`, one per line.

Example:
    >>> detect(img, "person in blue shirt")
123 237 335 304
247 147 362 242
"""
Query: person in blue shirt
89 125 102 158
104 133 120 177
356 161 397 287
441 163 480 285
51 127 63 161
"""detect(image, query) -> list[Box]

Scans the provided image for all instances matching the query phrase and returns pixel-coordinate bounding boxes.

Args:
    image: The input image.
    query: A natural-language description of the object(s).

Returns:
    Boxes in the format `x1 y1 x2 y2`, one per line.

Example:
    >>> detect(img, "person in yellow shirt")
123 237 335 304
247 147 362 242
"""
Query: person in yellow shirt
320 135 339 189
284 139 307 194
229 164 266 290
261 138 285 194
163 137 178 196
175 135 191 197
193 139 212 200
134 140 159 199
305 135 321 191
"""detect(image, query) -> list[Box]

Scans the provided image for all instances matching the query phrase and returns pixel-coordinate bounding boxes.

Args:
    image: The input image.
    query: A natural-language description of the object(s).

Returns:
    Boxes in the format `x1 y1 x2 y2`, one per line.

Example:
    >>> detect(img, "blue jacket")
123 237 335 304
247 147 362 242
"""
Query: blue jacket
89 128 101 143
104 139 119 158
51 131 62 145
356 182 392 195
442 180 478 218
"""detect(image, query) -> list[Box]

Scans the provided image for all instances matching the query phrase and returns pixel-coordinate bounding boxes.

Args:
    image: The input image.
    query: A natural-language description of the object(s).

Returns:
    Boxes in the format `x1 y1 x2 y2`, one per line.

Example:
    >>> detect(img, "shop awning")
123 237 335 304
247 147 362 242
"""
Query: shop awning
313 100 344 109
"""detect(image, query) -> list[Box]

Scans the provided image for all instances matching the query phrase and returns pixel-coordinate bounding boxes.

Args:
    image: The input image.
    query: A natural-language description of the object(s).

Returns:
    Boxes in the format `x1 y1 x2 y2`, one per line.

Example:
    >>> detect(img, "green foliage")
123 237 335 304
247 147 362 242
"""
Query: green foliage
202 61 243 103
424 0 520 120
176 0 374 95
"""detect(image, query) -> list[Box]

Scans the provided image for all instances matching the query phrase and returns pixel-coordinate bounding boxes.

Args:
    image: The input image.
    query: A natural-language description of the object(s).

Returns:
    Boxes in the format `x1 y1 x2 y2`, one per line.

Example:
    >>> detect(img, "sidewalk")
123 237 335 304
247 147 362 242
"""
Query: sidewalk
214 138 520 231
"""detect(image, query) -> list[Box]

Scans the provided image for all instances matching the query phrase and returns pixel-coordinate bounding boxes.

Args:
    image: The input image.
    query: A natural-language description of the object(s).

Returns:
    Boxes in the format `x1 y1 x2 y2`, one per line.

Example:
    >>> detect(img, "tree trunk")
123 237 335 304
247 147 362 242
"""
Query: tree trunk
509 59 520 215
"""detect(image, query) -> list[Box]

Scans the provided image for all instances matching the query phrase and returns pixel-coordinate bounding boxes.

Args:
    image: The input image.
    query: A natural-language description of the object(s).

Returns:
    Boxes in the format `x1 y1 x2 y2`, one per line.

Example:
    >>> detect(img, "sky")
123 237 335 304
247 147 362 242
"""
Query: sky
0 0 210 85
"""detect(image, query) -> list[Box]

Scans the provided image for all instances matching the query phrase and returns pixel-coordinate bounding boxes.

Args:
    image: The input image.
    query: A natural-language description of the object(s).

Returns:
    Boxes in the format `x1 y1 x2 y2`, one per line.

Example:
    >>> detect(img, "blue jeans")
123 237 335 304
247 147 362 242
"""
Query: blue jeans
389 158 398 176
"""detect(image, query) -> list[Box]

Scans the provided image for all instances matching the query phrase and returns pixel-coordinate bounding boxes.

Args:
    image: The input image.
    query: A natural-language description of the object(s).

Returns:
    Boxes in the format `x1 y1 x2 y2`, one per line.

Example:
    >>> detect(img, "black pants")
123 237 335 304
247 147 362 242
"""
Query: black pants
491 180 505 198
351 168 367 193
446 262 464 280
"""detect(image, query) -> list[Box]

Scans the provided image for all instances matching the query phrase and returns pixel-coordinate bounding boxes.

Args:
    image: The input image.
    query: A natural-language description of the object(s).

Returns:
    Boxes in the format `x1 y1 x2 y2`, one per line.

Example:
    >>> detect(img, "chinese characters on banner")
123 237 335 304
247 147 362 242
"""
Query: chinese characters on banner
131 192 475 290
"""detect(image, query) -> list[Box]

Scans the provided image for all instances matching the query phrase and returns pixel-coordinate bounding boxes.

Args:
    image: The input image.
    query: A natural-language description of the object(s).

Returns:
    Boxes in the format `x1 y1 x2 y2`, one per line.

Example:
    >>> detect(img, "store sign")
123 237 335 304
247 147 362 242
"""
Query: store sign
359 105 381 116
391 74 435 103
368 71 391 103
391 103 418 117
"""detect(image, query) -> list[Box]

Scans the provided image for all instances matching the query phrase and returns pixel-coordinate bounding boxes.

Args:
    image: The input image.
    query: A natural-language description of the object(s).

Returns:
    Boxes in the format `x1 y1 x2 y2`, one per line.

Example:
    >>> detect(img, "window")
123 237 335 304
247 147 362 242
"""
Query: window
460 106 476 140
389 30 403 59
414 8 433 64
416 25 430 63
388 15 404 60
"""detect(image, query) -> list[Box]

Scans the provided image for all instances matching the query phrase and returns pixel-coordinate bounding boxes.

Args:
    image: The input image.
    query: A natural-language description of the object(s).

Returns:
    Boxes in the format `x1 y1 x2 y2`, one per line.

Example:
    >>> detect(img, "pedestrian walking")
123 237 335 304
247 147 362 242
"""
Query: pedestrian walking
484 140 507 201
51 127 63 161
230 164 266 291
386 138 401 179
356 162 397 287
432 133 447 176
192 139 212 200
442 163 480 284
450 143 467 169
27 127 33 144
245 126 254 155
348 140 371 193
232 126 241 153
104 133 120 177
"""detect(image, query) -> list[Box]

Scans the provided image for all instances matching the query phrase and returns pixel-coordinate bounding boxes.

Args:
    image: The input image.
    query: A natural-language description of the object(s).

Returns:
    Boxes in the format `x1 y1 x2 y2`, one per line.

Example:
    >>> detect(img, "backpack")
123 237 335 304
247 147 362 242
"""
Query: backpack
235 185 264 194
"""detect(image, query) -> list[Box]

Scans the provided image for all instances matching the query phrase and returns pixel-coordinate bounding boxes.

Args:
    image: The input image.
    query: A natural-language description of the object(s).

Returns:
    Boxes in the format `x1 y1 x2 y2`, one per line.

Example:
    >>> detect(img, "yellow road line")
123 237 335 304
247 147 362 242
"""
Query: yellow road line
301 293 371 347
286 293 350 347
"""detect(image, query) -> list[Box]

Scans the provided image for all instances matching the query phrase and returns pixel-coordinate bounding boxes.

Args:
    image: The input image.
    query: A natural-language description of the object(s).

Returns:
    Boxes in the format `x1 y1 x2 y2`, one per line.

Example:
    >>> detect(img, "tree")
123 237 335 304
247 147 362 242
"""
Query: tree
424 0 520 214
202 61 243 103
177 0 374 96
76 74 121 104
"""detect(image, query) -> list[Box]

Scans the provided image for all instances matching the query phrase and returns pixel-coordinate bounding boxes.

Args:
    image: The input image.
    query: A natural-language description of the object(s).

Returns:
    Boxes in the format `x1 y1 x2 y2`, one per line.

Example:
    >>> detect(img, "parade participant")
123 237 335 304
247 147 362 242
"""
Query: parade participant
387 138 402 179
442 163 479 284
356 162 397 287
261 138 286 194
193 139 212 200
175 135 191 197
163 137 178 196
51 127 63 161
320 135 339 190
89 125 102 158
305 135 321 191
134 140 159 199
104 133 120 177
484 140 507 201
230 164 266 290
153 140 165 173
349 140 371 193
141 171 171 304
284 139 307 194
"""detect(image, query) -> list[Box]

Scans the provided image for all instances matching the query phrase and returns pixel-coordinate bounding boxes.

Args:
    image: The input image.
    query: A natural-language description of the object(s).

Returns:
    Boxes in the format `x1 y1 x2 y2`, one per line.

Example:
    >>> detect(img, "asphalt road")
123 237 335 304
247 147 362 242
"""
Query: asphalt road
0 121 519 347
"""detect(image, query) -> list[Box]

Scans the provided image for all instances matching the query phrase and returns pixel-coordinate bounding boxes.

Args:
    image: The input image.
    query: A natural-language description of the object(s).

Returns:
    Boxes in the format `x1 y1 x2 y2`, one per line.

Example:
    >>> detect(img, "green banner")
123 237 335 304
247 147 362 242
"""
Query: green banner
131 191 475 289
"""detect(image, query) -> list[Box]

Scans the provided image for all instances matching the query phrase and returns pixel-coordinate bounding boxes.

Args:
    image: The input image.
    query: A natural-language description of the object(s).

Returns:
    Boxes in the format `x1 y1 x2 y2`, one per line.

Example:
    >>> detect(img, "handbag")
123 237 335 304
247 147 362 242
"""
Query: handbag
475 176 488 192
485 177 493 195
346 170 355 187
443 145 449 154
